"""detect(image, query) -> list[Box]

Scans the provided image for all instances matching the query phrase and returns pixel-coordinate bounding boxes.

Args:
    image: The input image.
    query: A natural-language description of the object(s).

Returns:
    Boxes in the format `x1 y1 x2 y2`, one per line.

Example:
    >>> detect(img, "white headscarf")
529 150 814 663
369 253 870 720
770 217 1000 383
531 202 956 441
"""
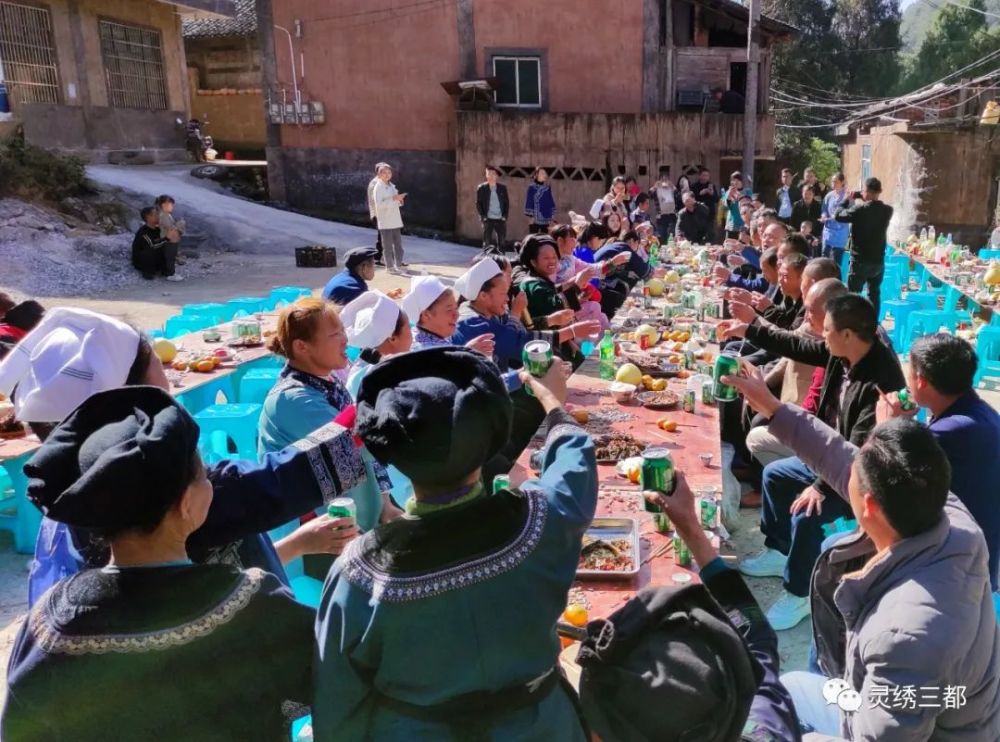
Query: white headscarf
402 275 449 320
454 260 501 301
340 291 401 350
0 308 140 423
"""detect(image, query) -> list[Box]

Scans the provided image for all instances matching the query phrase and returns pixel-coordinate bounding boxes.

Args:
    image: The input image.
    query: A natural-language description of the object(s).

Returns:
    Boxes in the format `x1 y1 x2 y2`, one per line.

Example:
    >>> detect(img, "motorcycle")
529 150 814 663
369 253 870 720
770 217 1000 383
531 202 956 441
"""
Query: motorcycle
184 117 217 163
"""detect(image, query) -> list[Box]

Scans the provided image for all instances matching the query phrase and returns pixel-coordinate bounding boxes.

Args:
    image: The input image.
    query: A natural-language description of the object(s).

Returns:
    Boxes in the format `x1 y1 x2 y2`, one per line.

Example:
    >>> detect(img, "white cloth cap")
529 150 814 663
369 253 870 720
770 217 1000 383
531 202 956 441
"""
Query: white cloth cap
341 291 401 349
453 260 501 301
402 275 449 320
0 307 140 423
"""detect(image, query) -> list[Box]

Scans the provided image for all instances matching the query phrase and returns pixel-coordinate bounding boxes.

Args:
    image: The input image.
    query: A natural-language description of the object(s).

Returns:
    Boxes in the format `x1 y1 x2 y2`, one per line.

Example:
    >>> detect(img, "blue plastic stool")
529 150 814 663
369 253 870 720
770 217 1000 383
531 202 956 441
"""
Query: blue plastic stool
0 455 42 553
905 291 943 312
974 326 1000 388
269 287 312 308
291 714 312 741
879 270 903 304
181 302 228 320
902 310 959 354
164 314 217 340
239 367 280 404
176 376 236 415
880 299 918 347
226 297 268 317
885 254 910 285
980 249 1000 260
193 402 262 462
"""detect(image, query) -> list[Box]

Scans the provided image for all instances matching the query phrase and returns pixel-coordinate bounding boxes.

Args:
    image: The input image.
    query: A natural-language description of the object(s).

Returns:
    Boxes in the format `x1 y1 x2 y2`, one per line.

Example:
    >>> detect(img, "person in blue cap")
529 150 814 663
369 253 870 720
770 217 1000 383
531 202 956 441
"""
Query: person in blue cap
322 246 379 306
313 347 597 740
2 387 314 740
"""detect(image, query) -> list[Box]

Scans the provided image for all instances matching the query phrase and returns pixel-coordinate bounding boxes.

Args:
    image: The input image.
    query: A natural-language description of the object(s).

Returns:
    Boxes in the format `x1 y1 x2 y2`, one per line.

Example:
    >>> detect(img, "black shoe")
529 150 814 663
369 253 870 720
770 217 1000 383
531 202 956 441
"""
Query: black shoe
375 259 385 266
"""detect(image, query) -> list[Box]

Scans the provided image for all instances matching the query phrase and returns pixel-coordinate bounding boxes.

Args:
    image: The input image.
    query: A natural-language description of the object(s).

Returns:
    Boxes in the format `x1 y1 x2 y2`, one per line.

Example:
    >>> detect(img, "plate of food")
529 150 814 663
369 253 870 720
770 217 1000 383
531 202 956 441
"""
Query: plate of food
594 432 646 463
635 390 680 410
577 517 640 579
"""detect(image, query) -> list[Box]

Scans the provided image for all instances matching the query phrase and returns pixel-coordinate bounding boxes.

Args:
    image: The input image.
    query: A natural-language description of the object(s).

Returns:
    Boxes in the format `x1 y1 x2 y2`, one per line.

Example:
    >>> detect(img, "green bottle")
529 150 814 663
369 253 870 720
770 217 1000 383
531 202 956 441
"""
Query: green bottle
599 330 616 380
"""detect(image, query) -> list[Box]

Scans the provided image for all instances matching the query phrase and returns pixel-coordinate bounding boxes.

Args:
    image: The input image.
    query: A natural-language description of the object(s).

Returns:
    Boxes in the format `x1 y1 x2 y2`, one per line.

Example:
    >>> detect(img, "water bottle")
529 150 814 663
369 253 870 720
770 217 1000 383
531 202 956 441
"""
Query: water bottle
919 227 927 242
928 225 936 243
599 330 616 380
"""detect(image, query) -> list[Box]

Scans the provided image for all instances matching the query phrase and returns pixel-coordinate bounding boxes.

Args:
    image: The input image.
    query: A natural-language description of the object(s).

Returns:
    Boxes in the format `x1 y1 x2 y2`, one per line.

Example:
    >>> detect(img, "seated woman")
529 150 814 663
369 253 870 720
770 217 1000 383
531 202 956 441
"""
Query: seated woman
402 276 494 355
2 387 314 740
314 347 597 741
453 258 600 372
259 297 402 533
594 230 655 304
341 291 413 397
0 308 364 605
589 176 632 232
514 235 597 366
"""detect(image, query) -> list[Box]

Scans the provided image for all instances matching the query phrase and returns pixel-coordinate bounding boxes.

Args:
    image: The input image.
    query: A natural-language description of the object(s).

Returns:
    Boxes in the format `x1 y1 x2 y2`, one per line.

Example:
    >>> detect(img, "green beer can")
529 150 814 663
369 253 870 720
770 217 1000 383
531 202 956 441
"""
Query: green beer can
712 351 740 402
673 535 692 567
653 512 672 533
327 497 357 521
492 474 511 494
522 340 554 397
640 447 675 500
700 496 718 529
701 380 715 404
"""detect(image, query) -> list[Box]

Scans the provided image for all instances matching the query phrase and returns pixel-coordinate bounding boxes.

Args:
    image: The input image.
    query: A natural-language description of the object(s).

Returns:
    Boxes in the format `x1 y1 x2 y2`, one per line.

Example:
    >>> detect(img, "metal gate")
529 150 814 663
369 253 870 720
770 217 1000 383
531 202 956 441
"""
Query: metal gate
0 1 60 106
98 19 166 110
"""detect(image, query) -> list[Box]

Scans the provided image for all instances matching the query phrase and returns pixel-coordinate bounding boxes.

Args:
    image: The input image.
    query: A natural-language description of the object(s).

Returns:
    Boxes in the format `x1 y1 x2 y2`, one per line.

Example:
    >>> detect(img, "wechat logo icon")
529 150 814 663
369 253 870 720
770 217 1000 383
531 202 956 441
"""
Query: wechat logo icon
822 678 862 713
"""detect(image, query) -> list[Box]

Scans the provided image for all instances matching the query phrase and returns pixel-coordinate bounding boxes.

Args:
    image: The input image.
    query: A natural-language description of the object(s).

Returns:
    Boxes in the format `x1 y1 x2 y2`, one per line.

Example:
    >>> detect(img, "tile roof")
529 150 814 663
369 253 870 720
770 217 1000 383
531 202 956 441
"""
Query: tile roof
182 0 256 38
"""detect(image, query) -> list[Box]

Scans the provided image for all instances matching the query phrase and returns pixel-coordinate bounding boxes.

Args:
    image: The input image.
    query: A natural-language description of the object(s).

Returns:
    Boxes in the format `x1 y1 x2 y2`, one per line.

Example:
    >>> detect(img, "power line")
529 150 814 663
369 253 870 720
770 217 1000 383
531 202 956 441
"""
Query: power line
308 0 445 24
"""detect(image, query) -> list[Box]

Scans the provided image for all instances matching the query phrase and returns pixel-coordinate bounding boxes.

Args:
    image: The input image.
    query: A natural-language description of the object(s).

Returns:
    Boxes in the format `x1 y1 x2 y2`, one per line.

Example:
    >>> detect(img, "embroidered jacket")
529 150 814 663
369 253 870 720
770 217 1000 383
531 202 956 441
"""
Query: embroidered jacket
313 409 597 740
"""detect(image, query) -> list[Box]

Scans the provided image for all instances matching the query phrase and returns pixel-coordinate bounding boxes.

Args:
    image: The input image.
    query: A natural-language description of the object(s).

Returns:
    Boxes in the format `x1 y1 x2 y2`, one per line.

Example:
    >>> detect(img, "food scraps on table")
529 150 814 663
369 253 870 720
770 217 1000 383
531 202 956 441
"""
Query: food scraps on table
594 433 645 462
578 537 634 572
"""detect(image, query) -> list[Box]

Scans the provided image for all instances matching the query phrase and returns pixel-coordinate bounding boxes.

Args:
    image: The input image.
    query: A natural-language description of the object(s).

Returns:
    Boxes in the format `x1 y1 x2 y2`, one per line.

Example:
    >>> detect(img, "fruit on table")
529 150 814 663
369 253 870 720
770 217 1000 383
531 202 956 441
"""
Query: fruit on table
615 363 643 386
646 278 665 297
570 408 590 424
651 379 667 392
657 418 678 432
563 603 589 628
664 270 681 284
152 338 177 364
172 360 189 371
626 463 641 484
193 359 216 373
986 261 1000 286
636 324 659 345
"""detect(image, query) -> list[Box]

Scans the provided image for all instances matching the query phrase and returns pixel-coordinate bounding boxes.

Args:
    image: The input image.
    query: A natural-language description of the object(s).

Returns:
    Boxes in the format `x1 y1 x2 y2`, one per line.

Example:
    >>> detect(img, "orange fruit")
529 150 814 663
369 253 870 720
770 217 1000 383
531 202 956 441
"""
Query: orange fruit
627 465 641 484
658 418 678 432
563 603 589 628
194 359 215 373
172 360 188 371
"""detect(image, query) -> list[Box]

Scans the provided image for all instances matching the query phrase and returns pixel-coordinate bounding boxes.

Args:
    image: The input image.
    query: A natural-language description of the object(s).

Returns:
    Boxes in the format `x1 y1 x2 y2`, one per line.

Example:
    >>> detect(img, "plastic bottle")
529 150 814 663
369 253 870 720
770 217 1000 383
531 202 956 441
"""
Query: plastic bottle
928 225 936 243
599 330 616 380
920 227 928 243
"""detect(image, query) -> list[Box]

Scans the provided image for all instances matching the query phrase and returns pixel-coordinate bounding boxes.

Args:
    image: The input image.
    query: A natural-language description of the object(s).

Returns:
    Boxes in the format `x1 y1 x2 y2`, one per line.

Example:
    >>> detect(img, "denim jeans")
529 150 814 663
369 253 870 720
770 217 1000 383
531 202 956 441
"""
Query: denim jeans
761 456 855 597
781 671 844 737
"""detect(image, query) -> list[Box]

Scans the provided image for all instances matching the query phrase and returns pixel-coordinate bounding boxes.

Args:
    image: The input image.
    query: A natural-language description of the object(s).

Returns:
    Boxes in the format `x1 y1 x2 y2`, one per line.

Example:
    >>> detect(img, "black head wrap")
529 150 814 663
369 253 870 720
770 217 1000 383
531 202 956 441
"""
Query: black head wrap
518 234 559 275
345 247 379 272
4 300 45 332
25 386 201 534
355 347 512 486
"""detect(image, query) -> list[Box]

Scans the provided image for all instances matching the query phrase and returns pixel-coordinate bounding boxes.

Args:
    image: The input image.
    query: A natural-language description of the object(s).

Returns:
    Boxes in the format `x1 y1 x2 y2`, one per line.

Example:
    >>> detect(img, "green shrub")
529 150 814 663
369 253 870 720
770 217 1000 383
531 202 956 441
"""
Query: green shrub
0 131 86 201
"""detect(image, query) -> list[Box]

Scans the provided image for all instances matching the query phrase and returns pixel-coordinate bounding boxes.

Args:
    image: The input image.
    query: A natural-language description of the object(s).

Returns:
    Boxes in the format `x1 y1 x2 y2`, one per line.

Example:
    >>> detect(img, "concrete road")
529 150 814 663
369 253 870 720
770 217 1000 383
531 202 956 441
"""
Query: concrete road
87 164 474 264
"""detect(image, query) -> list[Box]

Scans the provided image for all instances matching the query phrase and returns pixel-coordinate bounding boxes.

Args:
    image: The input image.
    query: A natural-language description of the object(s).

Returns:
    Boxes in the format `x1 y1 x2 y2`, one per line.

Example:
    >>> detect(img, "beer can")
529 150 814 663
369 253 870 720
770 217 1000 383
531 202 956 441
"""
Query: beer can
653 512 672 533
706 324 718 343
897 389 917 411
673 535 692 567
492 474 511 494
327 497 357 521
643 490 663 514
701 380 715 404
522 340 554 377
640 447 674 498
712 351 740 402
682 390 696 413
522 340 553 397
700 495 718 529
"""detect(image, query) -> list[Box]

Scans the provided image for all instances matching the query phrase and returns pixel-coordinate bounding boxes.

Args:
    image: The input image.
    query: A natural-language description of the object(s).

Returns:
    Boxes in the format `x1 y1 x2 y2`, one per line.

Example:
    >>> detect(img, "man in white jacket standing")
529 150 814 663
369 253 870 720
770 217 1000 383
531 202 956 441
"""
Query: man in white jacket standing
372 164 407 274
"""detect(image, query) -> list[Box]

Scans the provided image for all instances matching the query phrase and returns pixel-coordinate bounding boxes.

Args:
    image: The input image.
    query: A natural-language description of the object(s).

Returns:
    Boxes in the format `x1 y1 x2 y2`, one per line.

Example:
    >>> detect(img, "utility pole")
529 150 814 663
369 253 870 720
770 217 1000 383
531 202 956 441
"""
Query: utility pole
743 0 761 186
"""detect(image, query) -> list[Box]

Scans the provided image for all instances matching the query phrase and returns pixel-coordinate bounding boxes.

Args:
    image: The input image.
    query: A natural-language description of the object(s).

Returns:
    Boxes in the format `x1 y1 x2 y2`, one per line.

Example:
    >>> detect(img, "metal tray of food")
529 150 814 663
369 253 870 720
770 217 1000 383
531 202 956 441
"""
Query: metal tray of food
577 517 641 579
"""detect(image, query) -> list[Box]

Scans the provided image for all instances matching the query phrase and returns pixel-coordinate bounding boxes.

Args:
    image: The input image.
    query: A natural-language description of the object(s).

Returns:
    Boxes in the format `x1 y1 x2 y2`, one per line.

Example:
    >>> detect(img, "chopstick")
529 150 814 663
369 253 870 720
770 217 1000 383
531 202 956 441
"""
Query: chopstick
642 539 674 566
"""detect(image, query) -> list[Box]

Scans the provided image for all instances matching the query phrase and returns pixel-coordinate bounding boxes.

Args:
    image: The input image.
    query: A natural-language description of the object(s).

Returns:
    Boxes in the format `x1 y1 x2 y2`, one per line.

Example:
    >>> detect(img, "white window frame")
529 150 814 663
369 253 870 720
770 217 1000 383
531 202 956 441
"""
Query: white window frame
861 143 872 182
492 56 541 109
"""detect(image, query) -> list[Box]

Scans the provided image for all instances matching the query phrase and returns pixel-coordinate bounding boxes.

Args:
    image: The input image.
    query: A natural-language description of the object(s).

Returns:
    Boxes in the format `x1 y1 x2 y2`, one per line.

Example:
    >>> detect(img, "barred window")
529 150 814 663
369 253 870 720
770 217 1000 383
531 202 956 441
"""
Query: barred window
0 1 60 105
99 19 167 110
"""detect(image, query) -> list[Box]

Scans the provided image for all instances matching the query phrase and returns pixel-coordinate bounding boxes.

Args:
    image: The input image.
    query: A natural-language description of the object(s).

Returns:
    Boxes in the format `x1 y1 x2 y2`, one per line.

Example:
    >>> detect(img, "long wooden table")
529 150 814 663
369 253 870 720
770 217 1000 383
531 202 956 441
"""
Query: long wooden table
899 250 995 322
510 332 724 619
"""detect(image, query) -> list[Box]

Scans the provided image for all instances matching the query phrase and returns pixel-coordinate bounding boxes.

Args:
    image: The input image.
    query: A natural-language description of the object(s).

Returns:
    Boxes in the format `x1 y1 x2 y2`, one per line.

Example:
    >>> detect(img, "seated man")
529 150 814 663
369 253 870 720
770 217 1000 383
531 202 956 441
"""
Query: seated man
676 191 712 244
729 371 1000 741
715 246 778 295
745 278 847 469
323 247 378 305
727 294 905 630
882 333 1000 590
131 206 178 281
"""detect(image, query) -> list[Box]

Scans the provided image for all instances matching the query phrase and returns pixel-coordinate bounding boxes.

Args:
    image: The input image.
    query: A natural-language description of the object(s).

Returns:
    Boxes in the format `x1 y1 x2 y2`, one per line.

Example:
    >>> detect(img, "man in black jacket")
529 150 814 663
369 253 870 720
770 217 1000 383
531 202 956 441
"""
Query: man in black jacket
835 177 893 316
727 294 904 630
475 165 510 252
130 206 177 280
676 191 712 244
790 185 822 239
